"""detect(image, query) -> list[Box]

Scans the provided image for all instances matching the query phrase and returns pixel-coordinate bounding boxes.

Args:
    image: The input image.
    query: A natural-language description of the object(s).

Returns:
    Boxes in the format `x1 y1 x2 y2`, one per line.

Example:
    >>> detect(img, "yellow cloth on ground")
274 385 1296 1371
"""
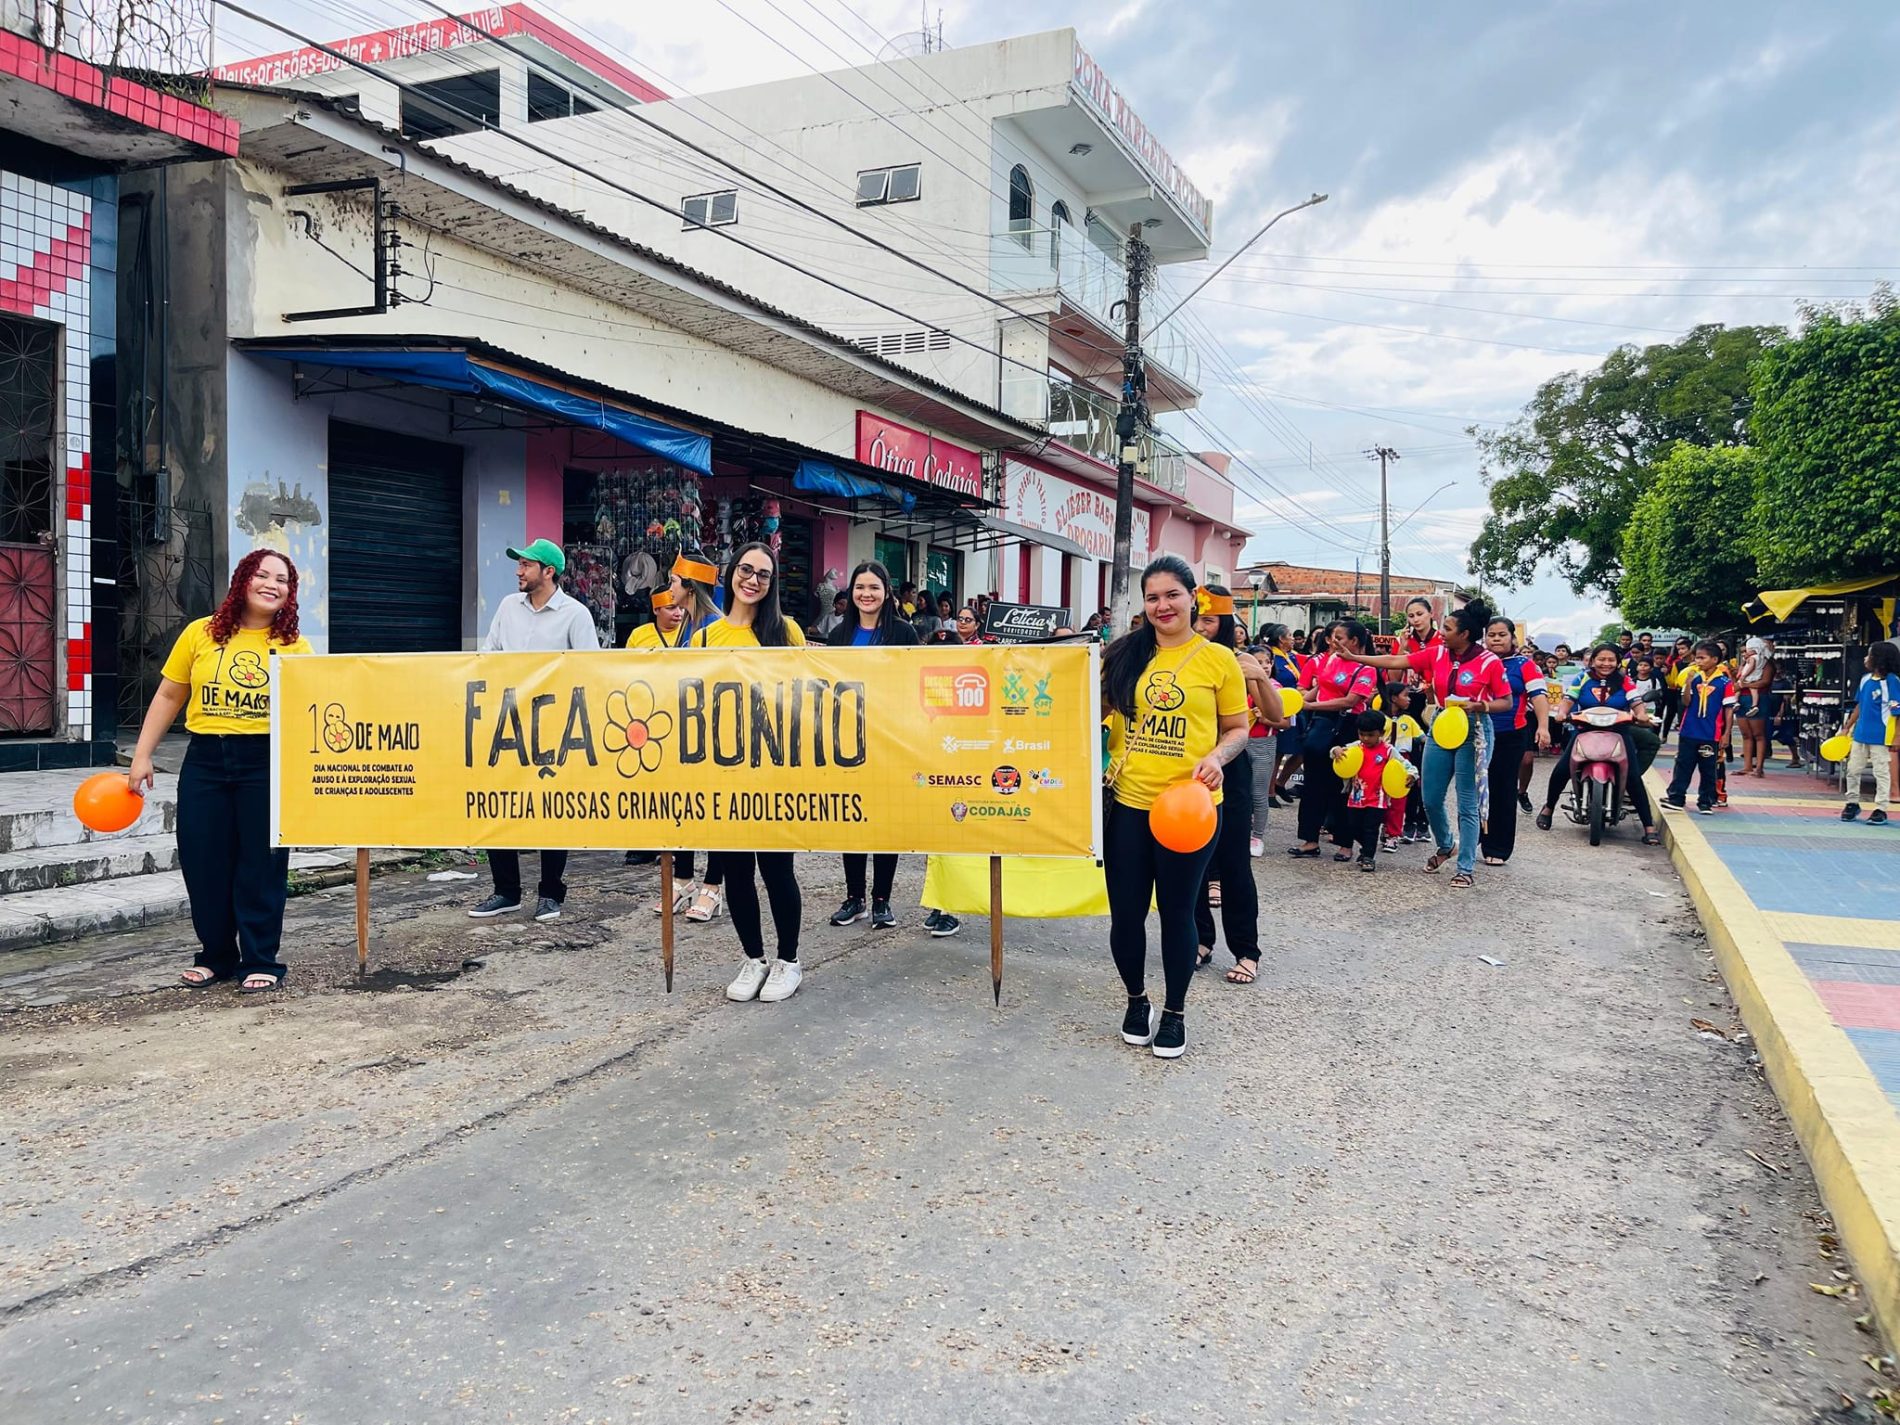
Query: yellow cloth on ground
924 855 1147 918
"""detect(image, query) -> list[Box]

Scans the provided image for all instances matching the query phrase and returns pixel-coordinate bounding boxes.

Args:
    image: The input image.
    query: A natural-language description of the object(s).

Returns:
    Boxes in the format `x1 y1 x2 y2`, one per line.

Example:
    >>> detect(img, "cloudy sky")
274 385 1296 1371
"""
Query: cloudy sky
220 0 1900 647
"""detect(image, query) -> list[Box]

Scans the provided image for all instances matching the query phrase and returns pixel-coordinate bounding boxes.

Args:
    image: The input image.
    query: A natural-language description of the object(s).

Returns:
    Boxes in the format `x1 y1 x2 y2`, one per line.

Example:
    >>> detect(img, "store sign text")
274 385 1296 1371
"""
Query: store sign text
856 413 984 499
1005 461 1150 562
1071 42 1213 236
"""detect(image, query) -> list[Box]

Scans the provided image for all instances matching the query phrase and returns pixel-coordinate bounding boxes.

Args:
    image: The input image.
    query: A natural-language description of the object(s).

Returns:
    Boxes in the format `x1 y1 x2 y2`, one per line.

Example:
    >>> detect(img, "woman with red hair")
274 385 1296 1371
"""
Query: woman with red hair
129 549 311 992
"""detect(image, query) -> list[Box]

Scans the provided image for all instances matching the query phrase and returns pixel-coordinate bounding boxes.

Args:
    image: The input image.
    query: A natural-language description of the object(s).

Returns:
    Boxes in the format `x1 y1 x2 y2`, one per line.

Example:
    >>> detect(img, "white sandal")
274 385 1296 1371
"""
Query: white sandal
684 885 723 922
652 881 697 916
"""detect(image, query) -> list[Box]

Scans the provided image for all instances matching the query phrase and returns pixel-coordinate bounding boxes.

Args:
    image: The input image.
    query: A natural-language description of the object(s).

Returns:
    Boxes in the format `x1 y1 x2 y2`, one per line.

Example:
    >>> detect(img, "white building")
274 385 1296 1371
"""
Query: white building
215 8 1252 620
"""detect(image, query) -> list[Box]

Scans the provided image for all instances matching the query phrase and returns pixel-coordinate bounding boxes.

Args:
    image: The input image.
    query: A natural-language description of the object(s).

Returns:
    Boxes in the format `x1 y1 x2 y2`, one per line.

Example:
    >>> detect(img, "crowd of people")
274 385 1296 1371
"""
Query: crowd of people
125 537 1895 1063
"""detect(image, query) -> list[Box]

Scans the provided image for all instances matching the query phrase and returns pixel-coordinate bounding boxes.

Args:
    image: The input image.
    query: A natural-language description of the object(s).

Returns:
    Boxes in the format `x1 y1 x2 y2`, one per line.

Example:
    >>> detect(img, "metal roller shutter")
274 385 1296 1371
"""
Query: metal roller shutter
327 421 465 652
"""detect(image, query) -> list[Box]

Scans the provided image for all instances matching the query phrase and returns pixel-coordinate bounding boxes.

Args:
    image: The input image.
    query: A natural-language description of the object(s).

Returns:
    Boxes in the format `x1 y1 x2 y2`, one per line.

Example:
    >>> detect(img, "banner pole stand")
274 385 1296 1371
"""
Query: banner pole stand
660 851 676 993
988 855 1003 1006
354 848 370 977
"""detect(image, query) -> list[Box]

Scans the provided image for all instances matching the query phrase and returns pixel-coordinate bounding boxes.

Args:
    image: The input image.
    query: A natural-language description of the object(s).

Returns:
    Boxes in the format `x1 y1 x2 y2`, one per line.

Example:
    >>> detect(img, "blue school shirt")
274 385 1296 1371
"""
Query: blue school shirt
1677 669 1730 742
1852 672 1900 744
1492 652 1542 734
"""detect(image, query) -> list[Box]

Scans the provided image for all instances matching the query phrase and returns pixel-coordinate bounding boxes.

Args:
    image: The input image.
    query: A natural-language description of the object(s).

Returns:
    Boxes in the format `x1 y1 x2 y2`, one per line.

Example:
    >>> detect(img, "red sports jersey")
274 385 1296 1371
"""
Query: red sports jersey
1406 644 1509 707
1312 652 1378 710
1345 741 1396 809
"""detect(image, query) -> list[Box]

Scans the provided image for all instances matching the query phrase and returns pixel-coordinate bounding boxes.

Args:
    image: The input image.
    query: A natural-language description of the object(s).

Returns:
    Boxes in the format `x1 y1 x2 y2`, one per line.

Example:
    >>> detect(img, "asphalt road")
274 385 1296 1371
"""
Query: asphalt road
0 823 1882 1423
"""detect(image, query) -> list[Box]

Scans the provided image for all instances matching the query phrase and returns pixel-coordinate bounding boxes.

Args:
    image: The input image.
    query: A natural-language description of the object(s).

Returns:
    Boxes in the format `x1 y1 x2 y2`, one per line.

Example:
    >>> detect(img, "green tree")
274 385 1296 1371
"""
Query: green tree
1468 324 1782 600
1749 290 1900 584
1618 445 1760 629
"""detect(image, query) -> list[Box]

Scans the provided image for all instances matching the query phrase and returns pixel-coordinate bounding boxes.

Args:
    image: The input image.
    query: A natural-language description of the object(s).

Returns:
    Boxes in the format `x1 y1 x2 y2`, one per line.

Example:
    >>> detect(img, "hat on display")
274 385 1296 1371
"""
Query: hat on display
507 537 566 573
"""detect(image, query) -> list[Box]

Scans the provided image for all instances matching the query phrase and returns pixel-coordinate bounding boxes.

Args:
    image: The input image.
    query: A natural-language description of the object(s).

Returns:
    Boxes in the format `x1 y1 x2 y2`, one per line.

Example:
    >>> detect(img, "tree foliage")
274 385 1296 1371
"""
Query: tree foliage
1468 324 1782 600
1618 445 1760 630
1749 290 1900 585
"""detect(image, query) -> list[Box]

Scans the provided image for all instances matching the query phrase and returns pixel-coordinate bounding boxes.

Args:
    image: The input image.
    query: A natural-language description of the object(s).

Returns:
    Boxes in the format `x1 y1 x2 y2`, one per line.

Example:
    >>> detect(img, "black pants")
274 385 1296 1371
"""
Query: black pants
1195 749 1259 964
1296 714 1341 844
490 849 568 903
1343 806 1383 860
1546 728 1654 824
1658 688 1681 740
1667 737 1722 807
1105 798 1220 1014
1481 725 1528 862
842 853 897 902
675 851 722 886
725 851 801 961
177 733 289 981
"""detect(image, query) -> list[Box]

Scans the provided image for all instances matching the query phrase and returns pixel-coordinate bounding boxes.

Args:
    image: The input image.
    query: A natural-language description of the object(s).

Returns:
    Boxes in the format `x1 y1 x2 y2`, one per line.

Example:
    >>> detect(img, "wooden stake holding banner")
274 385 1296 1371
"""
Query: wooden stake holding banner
354 847 370 976
660 851 676 993
989 855 1004 1006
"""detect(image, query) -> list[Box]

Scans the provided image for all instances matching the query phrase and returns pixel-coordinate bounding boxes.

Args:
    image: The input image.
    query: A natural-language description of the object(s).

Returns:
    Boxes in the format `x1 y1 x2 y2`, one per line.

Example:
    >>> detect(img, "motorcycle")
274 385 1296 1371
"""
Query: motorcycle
1561 705 1638 846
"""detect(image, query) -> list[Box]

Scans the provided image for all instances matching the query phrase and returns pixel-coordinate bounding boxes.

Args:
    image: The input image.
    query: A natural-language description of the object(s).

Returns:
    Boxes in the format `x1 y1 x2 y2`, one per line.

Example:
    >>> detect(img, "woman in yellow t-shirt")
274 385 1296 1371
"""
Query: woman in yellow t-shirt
128 550 312 992
693 543 808 1004
1102 554 1250 1059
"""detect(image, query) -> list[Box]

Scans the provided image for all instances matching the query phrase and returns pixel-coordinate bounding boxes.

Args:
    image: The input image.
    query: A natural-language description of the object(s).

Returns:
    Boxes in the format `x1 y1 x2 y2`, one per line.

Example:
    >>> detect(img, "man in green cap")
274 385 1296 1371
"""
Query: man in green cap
469 538 599 923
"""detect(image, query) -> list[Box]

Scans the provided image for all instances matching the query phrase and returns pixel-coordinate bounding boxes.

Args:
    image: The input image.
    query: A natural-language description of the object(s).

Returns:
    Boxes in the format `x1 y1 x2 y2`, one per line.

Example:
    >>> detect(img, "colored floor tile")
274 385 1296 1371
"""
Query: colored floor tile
1812 980 1900 1032
1844 1028 1900 1113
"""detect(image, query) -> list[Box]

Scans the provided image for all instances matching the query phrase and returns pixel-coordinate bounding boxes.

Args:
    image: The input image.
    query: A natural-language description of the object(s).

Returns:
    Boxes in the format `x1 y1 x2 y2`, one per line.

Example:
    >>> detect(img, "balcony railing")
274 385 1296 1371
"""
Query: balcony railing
999 370 1188 497
990 223 1201 391
13 0 213 83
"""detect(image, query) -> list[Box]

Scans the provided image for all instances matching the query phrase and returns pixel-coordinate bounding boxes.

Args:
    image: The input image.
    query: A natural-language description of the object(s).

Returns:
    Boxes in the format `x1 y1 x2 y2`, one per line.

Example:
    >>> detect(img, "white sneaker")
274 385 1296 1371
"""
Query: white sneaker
758 959 803 1002
725 958 769 1002
1249 835 1264 858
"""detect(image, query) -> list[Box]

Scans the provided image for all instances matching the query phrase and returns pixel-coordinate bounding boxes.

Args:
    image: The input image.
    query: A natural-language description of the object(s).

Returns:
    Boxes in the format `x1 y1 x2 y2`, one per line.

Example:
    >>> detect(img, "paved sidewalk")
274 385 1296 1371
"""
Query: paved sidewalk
1654 752 1900 1343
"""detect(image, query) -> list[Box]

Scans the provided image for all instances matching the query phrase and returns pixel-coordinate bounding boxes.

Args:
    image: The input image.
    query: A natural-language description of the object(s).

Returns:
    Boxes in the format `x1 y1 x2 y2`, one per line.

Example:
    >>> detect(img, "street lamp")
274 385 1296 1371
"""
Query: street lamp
1248 569 1265 639
1146 192 1329 338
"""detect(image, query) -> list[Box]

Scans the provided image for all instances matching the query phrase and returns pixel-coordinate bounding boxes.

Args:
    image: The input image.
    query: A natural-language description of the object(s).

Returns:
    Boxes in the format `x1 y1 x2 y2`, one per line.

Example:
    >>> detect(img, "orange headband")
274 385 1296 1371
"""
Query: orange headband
673 554 718 585
650 589 676 610
1195 589 1236 617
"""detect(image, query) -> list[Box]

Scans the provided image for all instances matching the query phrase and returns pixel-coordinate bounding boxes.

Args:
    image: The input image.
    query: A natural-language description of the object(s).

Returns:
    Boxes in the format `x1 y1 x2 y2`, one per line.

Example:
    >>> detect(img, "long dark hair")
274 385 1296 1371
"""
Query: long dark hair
1104 554 1196 720
722 541 791 647
1199 583 1239 652
207 548 301 646
1338 619 1373 654
845 559 898 643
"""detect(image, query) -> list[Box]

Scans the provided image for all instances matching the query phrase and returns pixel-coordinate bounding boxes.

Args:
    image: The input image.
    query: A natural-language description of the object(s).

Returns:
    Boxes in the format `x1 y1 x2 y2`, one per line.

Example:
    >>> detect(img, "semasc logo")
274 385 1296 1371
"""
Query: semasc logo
915 772 982 788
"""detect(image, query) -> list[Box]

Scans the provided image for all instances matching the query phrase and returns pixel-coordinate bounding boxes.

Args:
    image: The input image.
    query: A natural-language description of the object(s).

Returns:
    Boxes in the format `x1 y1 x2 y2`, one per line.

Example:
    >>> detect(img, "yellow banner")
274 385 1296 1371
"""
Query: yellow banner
271 646 1100 856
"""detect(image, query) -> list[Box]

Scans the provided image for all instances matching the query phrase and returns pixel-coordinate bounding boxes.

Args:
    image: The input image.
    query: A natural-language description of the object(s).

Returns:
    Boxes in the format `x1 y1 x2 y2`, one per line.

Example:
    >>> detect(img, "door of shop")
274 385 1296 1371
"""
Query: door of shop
327 421 465 652
873 534 910 585
925 546 961 607
0 314 59 735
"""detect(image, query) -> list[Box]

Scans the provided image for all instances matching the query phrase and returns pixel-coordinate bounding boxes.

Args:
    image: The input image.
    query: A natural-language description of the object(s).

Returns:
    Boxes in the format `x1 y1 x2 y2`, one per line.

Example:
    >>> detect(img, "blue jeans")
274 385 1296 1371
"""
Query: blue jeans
1422 722 1487 875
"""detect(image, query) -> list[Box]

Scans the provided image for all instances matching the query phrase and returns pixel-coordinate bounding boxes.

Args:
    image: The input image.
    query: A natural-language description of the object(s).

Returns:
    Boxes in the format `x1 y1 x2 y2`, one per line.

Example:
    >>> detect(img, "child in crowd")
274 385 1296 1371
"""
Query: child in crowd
1380 684 1424 852
1842 643 1900 825
1663 641 1729 814
1338 709 1401 871
1630 657 1660 709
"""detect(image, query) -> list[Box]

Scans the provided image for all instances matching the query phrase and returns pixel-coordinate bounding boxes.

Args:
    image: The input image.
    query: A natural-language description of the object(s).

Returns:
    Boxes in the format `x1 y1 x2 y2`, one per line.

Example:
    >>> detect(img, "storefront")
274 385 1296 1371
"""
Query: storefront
997 456 1154 619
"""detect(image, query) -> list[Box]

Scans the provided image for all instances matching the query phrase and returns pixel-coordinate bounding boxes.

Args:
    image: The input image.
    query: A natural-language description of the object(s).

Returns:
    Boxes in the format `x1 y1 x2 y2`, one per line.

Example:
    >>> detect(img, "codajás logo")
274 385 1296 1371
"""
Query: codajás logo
940 735 995 754
950 801 969 823
965 802 1031 820
921 667 989 718
915 772 981 788
991 765 1022 795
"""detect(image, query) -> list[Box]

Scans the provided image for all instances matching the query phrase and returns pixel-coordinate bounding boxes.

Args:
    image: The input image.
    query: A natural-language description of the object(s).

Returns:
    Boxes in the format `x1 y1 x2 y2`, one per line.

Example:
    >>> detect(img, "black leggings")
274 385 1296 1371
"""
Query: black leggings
1296 714 1341 843
1105 798 1221 1014
676 851 723 886
723 851 801 961
841 853 897 902
1195 749 1259 964
1481 726 1527 862
1545 727 1654 825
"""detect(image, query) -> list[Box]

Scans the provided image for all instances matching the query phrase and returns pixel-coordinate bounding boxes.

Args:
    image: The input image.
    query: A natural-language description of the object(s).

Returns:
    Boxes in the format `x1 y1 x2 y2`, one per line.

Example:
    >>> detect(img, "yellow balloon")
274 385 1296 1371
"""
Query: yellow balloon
1332 744 1365 779
1277 687 1304 717
1372 693 1382 711
1381 756 1412 799
1432 704 1470 750
1819 734 1852 763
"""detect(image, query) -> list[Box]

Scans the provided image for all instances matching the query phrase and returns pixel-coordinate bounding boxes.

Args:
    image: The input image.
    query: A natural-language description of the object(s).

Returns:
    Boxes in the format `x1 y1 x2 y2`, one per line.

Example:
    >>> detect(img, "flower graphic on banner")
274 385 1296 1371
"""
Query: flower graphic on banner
602 681 672 779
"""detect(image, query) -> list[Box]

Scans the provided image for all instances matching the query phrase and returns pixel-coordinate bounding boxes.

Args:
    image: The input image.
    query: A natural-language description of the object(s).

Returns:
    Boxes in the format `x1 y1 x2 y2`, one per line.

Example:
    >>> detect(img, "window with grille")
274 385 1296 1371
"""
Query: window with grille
851 329 952 357
856 164 923 206
681 190 739 228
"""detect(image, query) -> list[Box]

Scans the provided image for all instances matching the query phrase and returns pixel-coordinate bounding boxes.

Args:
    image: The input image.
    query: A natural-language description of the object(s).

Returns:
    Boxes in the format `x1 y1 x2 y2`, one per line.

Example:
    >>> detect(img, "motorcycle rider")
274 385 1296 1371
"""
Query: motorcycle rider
1535 643 1661 846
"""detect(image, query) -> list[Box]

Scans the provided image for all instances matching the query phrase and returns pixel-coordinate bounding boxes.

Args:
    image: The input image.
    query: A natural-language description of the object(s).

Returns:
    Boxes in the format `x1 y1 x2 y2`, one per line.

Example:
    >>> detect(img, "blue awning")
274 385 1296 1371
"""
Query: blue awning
794 459 916 512
247 346 712 474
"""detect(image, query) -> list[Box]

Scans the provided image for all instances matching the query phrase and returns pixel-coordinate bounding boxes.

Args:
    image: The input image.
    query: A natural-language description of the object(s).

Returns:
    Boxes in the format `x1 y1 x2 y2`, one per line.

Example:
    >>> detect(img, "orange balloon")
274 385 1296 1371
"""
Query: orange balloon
74 772 144 834
1149 779 1217 853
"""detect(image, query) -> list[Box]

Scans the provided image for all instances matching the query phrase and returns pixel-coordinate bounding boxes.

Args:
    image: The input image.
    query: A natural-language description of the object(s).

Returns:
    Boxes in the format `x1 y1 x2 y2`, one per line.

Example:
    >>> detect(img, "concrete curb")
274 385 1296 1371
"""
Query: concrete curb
1650 770 1900 1346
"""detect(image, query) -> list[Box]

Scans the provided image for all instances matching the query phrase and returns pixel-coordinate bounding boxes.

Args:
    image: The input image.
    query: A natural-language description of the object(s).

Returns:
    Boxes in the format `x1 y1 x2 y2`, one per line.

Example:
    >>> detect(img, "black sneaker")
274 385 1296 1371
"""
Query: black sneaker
1517 791 1533 814
1152 1009 1187 1060
468 893 521 918
1873 809 1890 826
829 897 867 926
930 913 962 938
1696 804 1715 816
1120 997 1156 1045
923 908 943 931
533 897 562 922
1661 796 1685 811
1843 803 1862 822
871 899 896 929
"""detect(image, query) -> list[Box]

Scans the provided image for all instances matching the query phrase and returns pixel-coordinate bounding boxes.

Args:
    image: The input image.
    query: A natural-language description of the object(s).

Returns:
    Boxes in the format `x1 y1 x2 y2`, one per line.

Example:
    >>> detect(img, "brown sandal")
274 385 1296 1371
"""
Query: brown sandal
1450 871 1476 888
1424 850 1454 874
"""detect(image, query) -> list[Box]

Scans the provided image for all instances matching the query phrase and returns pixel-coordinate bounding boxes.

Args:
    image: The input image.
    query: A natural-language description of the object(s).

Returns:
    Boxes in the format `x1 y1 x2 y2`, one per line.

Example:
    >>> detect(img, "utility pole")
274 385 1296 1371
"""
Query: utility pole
1368 445 1400 635
1108 223 1151 637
